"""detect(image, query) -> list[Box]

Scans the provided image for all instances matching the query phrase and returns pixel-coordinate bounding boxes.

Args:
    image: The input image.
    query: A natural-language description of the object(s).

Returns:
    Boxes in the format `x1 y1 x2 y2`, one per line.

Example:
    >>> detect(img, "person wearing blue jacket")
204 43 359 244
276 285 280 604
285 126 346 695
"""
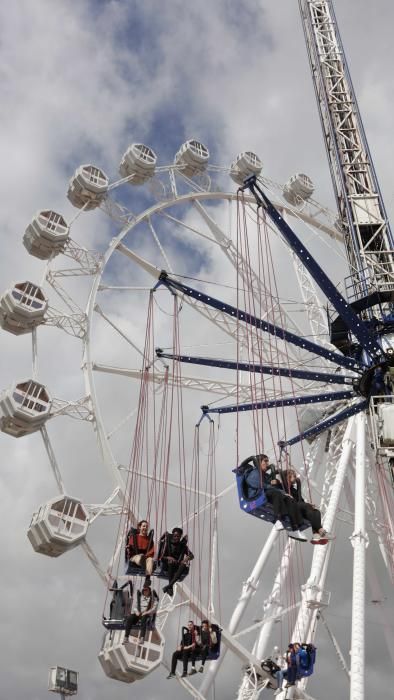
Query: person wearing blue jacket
240 454 307 542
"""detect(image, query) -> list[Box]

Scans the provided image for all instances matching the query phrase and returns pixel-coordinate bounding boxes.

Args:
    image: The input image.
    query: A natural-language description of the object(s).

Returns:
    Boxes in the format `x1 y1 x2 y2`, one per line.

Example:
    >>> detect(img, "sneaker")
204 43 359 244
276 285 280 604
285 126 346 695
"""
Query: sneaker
274 519 285 531
164 585 174 597
274 689 282 696
288 529 308 542
122 637 129 645
166 673 175 679
181 672 188 678
311 530 335 545
199 666 204 673
138 637 145 645
189 667 197 675
311 533 327 545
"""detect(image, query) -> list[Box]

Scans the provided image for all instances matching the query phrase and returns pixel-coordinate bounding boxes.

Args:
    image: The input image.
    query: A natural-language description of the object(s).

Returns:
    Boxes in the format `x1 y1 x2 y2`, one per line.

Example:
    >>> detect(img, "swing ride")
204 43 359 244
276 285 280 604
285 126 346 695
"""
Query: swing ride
1 1 393 699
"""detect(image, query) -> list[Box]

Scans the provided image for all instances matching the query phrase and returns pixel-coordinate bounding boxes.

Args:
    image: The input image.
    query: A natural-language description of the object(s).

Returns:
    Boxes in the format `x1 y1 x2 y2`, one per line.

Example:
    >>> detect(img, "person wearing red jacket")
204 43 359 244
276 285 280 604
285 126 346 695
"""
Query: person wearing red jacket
126 519 155 586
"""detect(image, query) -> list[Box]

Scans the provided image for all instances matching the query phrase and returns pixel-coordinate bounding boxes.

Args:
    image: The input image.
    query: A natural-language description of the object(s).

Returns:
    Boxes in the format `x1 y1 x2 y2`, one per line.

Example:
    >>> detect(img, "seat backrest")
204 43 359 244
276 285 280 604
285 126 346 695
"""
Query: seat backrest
298 645 316 677
240 467 265 502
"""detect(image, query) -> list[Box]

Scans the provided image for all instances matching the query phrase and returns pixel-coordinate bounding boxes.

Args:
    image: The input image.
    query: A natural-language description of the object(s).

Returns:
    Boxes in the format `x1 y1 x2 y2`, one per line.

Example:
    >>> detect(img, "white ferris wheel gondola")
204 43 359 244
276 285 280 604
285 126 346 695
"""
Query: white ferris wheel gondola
27 496 89 557
174 139 210 177
23 210 70 260
0 379 51 437
67 164 109 210
0 281 48 335
230 151 263 185
119 143 157 184
283 173 315 206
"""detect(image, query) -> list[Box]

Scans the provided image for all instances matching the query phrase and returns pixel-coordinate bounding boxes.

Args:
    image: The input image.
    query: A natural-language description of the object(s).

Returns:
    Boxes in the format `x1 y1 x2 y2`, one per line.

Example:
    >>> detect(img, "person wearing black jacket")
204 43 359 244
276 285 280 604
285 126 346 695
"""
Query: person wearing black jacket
240 454 307 542
281 469 334 545
167 621 198 678
189 620 218 674
159 527 194 596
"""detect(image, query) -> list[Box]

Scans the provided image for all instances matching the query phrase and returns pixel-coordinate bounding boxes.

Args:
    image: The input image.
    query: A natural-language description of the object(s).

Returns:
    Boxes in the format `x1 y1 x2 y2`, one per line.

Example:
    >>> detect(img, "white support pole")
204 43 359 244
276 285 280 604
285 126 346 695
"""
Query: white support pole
254 538 295 660
236 540 295 700
319 611 350 679
208 499 218 617
291 416 356 643
350 412 368 700
32 327 38 379
40 426 66 494
199 527 279 696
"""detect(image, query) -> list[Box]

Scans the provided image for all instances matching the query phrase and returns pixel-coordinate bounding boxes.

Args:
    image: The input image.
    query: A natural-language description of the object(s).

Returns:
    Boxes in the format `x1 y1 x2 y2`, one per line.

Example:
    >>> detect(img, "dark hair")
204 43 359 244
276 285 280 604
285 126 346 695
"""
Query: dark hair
201 619 209 625
256 454 269 461
188 620 194 626
172 527 183 536
138 519 148 528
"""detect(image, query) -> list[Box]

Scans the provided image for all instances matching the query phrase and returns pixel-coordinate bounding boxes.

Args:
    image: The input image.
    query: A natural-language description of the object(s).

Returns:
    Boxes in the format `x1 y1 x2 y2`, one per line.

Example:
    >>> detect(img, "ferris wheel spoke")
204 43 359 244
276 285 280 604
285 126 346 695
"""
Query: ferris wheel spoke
319 611 351 680
157 208 222 247
93 304 146 359
233 601 301 640
80 540 110 585
105 406 139 440
147 216 174 273
92 362 257 399
40 425 66 493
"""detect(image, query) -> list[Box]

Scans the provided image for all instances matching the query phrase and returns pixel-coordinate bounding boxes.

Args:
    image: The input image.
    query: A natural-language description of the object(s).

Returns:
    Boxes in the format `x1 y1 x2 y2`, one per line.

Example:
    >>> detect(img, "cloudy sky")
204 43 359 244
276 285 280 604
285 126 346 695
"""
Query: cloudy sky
0 1 393 699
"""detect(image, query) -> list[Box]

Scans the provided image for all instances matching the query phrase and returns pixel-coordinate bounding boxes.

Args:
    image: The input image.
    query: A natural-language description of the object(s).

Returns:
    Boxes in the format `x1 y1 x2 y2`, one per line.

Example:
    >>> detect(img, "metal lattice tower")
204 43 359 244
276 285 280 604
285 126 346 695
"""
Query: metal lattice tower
299 0 394 302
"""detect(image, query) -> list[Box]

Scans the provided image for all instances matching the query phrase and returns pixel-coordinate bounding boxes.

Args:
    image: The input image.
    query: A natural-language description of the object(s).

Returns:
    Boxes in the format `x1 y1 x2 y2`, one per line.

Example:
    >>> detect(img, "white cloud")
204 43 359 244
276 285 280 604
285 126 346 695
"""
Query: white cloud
0 1 393 699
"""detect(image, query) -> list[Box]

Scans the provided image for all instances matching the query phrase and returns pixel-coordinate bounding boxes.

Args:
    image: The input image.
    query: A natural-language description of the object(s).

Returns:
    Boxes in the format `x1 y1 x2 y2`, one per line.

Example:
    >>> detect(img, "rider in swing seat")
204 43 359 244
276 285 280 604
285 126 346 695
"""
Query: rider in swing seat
281 468 335 544
159 527 194 597
240 454 307 542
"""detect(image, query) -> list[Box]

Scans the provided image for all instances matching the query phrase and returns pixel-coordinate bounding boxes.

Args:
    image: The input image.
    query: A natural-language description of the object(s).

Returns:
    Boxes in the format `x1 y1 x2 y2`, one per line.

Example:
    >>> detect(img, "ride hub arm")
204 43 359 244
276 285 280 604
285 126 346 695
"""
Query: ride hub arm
245 176 384 364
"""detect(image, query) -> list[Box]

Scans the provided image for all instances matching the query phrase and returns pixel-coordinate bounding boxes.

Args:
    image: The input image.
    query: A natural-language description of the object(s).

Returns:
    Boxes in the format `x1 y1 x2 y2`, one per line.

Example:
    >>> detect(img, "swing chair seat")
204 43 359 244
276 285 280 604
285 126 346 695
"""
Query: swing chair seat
125 559 189 581
296 646 316 678
234 470 309 532
102 617 126 631
102 614 157 633
186 624 222 661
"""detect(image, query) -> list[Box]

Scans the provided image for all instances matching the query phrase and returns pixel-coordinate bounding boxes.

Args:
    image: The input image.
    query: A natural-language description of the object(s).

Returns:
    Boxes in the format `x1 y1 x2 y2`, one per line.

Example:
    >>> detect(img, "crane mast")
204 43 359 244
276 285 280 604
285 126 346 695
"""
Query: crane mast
299 0 394 316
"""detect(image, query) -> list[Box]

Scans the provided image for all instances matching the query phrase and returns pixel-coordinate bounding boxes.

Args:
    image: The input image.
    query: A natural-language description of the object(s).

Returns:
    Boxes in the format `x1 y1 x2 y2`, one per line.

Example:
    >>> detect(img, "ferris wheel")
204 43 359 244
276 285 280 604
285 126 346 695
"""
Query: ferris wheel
1 2 394 700
1 134 391 700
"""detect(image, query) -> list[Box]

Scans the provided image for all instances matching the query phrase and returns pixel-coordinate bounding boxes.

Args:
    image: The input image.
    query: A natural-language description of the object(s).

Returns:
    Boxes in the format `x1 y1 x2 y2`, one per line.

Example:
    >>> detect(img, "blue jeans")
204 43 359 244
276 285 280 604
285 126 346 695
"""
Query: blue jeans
275 666 297 688
275 669 287 688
